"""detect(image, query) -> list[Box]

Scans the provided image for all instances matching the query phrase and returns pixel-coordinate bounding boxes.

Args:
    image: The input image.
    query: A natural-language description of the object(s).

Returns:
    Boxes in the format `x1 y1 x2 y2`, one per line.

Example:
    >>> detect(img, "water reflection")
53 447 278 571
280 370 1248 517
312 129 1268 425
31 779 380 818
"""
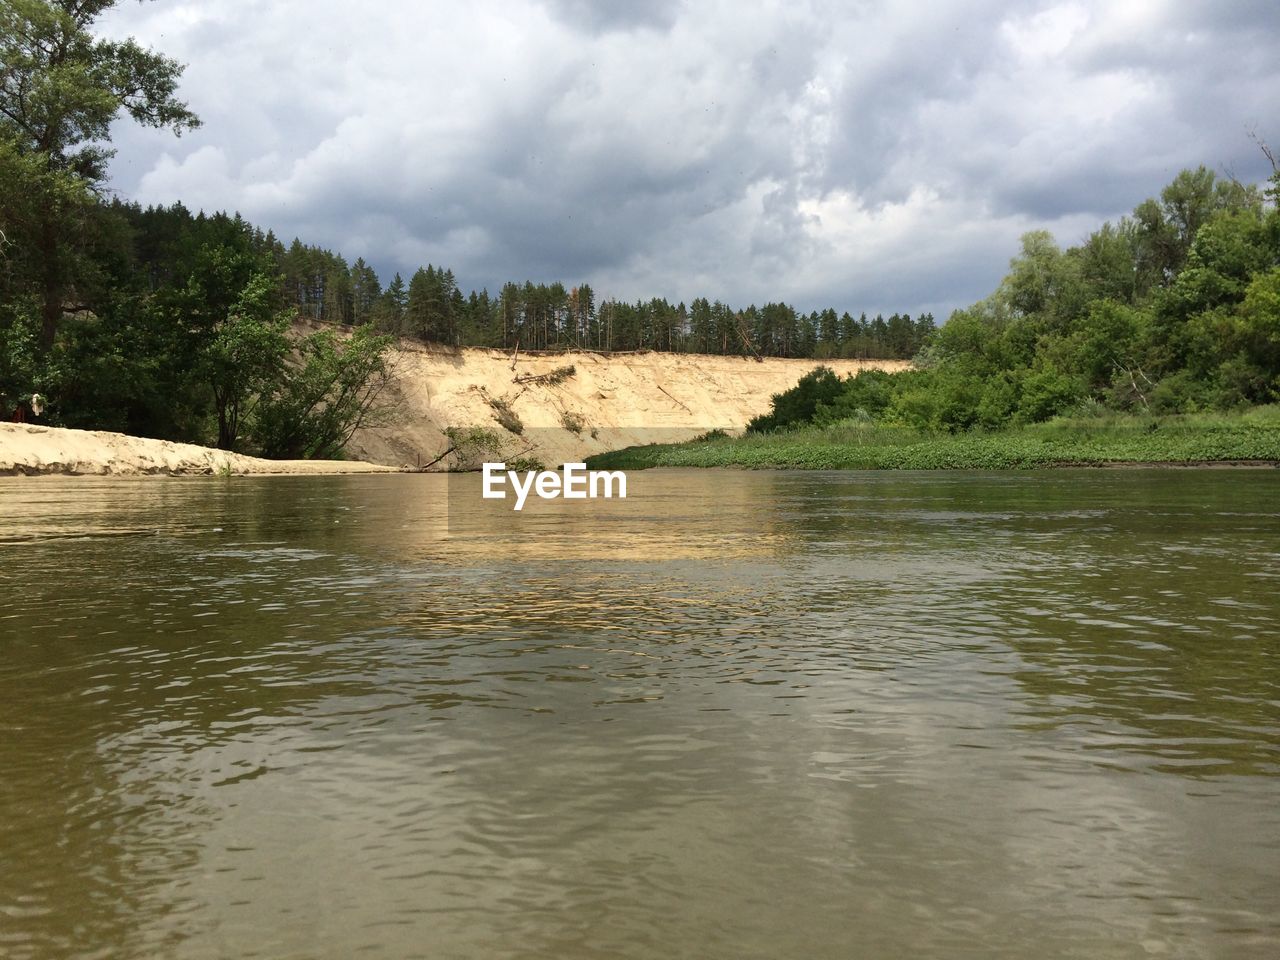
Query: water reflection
0 470 1277 959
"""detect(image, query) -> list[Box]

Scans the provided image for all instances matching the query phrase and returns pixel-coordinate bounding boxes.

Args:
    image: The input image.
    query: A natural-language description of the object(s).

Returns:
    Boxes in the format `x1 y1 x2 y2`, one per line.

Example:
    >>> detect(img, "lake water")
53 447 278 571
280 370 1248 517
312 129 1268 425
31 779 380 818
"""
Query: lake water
1 470 1277 959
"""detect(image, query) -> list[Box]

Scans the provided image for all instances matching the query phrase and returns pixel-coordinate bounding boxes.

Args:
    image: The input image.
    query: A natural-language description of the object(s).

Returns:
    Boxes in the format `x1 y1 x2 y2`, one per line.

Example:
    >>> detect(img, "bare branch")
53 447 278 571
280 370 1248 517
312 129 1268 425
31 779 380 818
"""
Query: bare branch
1249 129 1278 173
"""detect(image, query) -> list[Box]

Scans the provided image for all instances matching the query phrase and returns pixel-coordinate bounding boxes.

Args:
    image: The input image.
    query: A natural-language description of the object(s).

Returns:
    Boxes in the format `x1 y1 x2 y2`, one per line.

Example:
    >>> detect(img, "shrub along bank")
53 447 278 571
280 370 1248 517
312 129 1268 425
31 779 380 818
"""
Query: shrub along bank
588 408 1280 471
592 162 1280 471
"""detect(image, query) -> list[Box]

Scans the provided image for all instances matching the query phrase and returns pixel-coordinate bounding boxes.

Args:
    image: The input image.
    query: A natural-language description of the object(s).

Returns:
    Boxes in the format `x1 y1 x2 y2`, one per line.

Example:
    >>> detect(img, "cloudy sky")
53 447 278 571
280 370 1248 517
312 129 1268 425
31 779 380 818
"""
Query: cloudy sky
100 0 1278 319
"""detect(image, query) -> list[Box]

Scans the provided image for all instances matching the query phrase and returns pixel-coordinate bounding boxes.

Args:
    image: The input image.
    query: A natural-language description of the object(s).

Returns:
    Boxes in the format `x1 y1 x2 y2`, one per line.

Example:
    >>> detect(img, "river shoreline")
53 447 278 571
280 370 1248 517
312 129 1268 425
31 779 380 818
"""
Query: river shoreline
634 459 1280 470
0 423 397 477
9 420 1279 478
586 413 1280 472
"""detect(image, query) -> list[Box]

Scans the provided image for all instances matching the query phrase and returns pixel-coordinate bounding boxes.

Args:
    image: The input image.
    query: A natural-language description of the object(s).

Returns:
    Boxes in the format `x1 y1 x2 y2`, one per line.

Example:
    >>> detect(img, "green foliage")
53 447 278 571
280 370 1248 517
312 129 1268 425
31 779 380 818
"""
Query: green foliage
812 368 897 423
487 396 523 435
1236 268 1280 393
406 264 459 343
441 425 503 471
1 179 397 456
505 456 546 472
42 211 285 443
998 230 1089 333
0 299 43 415
747 366 844 432
588 409 1280 472
1049 299 1147 390
889 370 987 432
0 0 198 350
253 326 395 460
544 365 576 385
1016 365 1084 423
168 248 290 449
724 163 1279 449
0 1 199 176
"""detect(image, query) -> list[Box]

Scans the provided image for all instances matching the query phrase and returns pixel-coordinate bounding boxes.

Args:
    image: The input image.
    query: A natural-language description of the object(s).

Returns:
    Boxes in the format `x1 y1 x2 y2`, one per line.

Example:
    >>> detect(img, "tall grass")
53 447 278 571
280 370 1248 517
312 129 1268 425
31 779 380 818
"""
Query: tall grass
586 407 1280 471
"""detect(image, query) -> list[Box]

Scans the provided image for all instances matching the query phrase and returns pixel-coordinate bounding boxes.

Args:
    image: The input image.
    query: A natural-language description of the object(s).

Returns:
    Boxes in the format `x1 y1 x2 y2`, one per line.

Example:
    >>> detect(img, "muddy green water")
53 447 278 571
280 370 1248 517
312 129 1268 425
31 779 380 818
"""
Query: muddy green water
1 470 1277 959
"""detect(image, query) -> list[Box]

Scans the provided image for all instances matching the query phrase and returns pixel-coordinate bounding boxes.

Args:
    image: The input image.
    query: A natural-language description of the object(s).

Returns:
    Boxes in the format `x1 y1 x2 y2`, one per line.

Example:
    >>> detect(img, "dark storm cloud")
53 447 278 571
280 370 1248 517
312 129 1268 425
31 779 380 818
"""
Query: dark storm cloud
817 1 1016 204
100 1 1280 319
540 0 683 33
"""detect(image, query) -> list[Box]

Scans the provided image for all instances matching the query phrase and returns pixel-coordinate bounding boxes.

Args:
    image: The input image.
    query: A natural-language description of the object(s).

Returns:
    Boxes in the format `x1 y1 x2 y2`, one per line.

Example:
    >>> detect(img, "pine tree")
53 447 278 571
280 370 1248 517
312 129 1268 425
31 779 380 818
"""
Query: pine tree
380 273 408 334
406 268 432 340
350 258 381 325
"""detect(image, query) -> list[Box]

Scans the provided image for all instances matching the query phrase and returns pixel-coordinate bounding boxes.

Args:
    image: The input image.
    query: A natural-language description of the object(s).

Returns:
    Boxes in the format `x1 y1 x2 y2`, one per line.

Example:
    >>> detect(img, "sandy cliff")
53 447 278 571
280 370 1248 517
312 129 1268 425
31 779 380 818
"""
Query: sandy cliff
350 344 909 469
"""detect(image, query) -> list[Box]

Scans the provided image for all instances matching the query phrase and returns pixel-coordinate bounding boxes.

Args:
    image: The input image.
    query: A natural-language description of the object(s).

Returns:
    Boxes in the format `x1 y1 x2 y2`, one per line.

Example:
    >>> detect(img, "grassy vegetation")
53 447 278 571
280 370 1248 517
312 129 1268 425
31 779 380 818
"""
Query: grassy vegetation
560 410 587 434
586 407 1280 471
487 396 524 435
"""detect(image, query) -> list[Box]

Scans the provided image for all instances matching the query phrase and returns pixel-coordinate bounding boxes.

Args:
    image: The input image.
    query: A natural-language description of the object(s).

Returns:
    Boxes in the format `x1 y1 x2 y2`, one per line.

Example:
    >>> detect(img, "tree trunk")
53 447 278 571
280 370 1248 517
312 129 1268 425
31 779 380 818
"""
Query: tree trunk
216 393 236 450
217 413 233 450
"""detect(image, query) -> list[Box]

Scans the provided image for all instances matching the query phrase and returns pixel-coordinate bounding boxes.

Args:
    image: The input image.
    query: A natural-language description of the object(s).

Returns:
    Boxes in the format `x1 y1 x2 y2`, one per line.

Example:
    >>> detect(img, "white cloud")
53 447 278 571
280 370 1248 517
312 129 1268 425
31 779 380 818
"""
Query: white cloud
100 0 1280 319
1001 3 1091 61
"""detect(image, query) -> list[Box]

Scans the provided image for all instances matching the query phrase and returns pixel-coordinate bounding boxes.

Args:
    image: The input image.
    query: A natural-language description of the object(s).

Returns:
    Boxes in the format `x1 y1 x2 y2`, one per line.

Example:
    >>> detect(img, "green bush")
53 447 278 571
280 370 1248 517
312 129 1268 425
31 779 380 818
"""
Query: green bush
1016 366 1083 423
506 455 546 472
1148 371 1209 414
813 368 897 423
252 326 395 459
747 366 844 432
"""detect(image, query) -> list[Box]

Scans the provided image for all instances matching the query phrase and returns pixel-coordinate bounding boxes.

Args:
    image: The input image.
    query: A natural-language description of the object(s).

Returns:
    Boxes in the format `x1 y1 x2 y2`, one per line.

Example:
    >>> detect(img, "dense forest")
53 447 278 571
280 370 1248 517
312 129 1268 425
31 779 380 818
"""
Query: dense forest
748 162 1280 433
118 199 936 361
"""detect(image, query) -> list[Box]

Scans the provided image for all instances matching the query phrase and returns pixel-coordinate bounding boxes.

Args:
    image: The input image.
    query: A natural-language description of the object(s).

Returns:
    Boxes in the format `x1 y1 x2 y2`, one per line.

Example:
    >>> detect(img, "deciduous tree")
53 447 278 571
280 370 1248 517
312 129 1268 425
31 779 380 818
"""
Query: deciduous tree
0 0 198 349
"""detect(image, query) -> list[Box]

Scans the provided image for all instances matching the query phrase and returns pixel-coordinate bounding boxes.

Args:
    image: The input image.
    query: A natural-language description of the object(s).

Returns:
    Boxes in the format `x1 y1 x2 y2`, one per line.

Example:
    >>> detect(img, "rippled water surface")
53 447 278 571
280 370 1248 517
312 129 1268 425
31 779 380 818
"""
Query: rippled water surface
1 470 1278 959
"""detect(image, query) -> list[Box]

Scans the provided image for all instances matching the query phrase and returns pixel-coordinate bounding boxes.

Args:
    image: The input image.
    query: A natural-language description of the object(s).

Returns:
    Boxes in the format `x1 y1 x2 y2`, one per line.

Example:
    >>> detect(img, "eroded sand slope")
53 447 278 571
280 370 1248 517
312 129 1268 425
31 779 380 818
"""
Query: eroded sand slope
350 344 910 468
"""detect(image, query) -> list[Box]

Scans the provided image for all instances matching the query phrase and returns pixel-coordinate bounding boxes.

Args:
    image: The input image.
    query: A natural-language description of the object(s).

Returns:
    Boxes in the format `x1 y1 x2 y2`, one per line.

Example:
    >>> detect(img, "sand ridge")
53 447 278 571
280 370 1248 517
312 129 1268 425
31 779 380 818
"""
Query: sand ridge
0 423 396 477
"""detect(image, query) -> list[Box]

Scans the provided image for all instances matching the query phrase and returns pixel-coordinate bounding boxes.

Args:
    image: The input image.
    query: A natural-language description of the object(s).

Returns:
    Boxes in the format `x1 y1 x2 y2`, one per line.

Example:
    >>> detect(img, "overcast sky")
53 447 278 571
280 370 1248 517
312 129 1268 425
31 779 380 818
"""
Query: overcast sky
100 0 1278 319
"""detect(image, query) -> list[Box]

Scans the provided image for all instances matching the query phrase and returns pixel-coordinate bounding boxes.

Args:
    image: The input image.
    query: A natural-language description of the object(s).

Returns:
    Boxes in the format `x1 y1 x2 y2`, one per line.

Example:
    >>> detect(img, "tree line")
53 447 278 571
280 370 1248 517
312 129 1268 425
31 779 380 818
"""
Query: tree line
130 199 935 360
750 162 1280 433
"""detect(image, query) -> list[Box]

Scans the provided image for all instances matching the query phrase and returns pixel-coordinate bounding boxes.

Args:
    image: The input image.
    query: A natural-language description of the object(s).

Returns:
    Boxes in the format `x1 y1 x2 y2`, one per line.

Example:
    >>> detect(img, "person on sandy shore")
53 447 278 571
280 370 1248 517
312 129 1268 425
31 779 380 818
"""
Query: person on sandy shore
5 393 44 424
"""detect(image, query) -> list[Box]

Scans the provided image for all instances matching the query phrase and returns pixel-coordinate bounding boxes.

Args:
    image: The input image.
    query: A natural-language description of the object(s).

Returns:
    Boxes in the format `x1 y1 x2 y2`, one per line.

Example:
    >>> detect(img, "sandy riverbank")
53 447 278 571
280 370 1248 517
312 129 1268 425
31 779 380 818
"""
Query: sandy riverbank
0 423 397 477
348 341 909 468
